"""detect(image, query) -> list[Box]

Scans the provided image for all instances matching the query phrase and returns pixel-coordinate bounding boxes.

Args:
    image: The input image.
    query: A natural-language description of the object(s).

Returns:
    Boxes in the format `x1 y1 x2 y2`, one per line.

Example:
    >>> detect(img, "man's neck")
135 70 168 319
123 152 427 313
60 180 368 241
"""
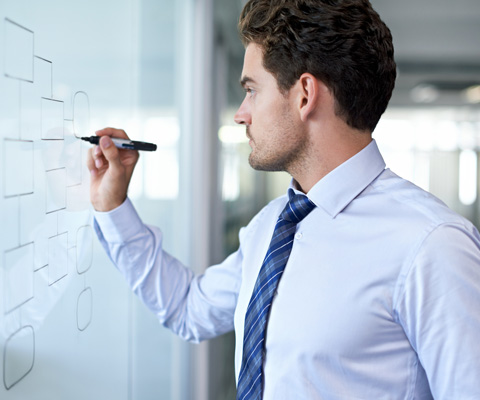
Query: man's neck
290 126 372 194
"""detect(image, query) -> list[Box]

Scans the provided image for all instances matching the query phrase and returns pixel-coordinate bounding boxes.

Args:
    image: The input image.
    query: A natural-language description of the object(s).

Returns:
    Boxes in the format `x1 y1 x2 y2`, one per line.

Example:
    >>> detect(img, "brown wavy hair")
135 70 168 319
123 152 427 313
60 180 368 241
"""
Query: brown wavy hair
239 0 397 132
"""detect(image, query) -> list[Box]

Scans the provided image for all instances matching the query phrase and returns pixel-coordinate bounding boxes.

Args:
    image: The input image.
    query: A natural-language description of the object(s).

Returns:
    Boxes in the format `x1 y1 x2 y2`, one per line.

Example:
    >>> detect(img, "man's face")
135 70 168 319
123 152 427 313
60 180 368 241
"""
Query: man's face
234 44 308 172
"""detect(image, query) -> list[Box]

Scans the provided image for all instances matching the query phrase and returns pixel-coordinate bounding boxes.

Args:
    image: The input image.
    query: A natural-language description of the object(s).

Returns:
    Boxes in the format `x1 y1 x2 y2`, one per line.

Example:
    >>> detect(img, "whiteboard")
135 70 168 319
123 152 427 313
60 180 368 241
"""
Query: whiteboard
0 1 182 398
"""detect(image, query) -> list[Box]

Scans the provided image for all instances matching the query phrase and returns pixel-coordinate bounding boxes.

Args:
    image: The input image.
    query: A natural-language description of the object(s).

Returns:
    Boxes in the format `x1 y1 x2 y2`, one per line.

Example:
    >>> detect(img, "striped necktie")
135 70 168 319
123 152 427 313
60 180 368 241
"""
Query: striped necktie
236 189 316 400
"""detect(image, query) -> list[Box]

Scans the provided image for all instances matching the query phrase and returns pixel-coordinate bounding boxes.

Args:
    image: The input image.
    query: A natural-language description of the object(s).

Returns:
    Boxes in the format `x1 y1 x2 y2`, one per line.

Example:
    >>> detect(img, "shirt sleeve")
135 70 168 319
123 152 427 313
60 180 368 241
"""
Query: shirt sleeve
396 223 480 399
93 198 243 343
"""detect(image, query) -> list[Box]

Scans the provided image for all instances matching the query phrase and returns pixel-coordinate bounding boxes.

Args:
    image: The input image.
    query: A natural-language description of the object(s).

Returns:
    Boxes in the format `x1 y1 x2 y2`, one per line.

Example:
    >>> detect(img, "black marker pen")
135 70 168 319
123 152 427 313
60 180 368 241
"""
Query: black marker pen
81 136 157 151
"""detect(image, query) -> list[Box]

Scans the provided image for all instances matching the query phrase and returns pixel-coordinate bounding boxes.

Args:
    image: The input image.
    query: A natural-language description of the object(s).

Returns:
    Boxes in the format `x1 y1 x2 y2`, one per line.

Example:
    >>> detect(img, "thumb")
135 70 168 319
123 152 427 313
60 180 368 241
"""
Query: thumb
99 136 122 169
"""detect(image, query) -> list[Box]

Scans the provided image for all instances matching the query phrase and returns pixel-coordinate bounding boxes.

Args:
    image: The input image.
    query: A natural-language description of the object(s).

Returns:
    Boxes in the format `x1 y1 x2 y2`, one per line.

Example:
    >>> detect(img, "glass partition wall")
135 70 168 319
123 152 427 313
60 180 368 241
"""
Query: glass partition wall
0 0 212 399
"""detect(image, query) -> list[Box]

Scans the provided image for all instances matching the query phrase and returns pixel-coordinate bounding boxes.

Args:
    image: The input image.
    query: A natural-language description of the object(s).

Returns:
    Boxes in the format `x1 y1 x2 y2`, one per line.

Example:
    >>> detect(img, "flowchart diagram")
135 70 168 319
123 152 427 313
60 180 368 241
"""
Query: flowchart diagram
1 17 94 390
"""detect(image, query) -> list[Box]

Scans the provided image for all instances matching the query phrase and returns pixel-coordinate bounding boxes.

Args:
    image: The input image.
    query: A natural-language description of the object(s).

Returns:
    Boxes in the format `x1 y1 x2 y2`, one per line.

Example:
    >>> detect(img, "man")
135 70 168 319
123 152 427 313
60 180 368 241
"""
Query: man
88 0 480 399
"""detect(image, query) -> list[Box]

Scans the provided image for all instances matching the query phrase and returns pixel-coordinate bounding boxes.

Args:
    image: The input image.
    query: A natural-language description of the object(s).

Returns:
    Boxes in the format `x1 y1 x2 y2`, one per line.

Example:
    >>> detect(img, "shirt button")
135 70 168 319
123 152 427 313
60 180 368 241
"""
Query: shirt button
295 232 303 240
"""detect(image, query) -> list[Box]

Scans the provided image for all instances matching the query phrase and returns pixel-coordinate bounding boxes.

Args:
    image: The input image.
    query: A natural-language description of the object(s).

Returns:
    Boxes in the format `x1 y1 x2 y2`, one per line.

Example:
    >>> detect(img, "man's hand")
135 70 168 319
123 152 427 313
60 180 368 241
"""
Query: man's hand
86 127 139 212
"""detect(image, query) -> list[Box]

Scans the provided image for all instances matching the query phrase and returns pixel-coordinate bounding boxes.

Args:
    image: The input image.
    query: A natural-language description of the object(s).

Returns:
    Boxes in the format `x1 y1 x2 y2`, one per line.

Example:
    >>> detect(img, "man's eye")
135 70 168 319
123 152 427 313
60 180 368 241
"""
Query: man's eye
245 88 256 97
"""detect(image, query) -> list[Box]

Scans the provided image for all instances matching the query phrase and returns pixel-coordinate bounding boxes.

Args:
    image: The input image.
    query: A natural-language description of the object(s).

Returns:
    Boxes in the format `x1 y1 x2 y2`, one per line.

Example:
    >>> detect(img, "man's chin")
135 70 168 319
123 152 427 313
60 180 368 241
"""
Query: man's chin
248 153 264 171
248 154 284 172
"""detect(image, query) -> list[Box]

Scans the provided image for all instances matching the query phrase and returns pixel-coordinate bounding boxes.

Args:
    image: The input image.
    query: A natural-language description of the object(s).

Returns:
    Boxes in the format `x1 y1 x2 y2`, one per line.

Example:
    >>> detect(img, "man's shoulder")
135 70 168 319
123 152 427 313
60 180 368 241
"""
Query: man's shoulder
369 168 475 231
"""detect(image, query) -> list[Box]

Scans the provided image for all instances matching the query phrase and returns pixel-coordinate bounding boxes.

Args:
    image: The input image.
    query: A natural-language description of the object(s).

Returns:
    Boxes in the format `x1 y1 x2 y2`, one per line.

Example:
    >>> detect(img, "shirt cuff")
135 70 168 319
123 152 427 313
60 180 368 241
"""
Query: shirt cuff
93 197 144 244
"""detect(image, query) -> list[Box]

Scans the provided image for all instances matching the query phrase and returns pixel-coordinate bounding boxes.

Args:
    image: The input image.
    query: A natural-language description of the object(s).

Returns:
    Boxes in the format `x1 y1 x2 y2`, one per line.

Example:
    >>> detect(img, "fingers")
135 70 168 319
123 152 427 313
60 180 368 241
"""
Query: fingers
98 136 123 171
87 128 138 173
87 144 107 176
86 147 96 174
95 127 130 140
87 128 138 212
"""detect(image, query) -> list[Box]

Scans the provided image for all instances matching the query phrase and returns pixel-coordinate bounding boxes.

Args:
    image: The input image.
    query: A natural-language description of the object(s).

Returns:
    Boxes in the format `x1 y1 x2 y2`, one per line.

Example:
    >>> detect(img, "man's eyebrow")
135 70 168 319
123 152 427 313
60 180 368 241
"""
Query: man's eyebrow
240 76 256 87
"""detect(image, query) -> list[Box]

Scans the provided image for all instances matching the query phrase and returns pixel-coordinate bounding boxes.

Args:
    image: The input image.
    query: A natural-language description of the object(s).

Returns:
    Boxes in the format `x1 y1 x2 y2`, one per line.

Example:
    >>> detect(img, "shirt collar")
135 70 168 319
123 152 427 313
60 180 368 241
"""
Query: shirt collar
289 139 386 218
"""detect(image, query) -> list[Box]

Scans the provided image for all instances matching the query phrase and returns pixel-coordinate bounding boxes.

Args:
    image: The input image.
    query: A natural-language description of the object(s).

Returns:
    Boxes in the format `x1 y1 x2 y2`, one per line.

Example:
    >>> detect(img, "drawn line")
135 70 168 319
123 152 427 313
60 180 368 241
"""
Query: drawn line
4 192 34 199
46 167 66 173
4 296 34 316
4 138 34 143
46 207 66 215
48 232 68 240
34 55 51 64
45 205 66 215
5 18 34 33
3 74 33 83
34 264 48 272
40 97 63 103
4 241 34 253
48 273 68 286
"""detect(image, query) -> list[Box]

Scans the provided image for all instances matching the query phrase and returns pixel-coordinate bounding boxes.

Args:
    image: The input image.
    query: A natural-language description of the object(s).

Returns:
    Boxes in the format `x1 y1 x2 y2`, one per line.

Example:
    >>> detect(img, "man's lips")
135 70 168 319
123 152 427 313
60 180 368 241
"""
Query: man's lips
246 127 253 142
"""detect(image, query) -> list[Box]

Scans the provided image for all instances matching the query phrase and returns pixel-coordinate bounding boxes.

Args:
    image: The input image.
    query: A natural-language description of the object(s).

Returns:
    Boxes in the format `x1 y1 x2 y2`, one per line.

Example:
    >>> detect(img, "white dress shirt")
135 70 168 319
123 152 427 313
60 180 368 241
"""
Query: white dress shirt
94 140 480 399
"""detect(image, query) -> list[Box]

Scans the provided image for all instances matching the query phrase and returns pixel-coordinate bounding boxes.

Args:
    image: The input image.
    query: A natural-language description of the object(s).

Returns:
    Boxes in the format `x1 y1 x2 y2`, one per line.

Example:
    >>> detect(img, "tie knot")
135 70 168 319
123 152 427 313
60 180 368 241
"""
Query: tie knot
281 190 316 223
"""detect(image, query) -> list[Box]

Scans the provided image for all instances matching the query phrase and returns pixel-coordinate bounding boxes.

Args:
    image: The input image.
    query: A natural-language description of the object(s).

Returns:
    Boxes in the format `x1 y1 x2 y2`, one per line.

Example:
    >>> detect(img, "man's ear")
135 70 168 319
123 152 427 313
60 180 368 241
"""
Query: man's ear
296 73 326 122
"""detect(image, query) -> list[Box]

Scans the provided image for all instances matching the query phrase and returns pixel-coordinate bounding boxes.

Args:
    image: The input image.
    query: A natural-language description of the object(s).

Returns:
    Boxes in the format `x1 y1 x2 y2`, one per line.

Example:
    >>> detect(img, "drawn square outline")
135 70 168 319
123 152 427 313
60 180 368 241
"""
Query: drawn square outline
4 243 35 314
3 139 34 198
4 18 34 83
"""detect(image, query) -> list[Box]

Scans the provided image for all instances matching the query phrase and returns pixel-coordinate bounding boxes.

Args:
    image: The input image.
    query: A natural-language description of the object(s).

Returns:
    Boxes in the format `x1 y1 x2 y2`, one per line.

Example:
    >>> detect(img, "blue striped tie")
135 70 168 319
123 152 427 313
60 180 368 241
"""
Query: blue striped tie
236 189 316 400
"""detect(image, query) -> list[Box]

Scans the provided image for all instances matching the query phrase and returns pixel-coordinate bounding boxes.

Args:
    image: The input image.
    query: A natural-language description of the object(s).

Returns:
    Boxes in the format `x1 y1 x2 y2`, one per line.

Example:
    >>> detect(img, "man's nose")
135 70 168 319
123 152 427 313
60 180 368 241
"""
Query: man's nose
234 98 251 125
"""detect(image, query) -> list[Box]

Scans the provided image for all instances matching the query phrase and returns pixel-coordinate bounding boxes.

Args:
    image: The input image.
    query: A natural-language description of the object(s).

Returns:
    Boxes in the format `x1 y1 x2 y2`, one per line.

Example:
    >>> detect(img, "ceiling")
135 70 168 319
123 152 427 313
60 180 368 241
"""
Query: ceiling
372 0 480 106
215 0 480 107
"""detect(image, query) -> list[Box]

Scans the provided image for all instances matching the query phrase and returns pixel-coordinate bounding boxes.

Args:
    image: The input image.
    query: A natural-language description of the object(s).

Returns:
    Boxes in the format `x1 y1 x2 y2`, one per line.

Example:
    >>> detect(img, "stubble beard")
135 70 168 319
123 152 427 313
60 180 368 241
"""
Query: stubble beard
246 123 310 174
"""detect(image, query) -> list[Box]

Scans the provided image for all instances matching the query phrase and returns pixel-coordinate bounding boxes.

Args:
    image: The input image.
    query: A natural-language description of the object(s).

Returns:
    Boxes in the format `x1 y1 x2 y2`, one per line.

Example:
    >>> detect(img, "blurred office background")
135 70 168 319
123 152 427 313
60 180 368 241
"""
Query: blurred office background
211 1 480 398
0 0 478 399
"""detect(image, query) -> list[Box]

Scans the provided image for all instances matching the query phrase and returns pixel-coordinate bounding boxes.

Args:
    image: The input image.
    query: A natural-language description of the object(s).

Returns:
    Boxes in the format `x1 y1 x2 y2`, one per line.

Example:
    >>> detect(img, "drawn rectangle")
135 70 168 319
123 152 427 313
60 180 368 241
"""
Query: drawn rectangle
3 326 35 390
19 192 45 244
34 56 52 98
72 91 90 137
46 168 66 213
41 98 64 139
2 197 19 251
4 19 34 82
3 325 35 390
76 225 93 274
77 287 93 331
48 233 68 285
0 78 21 138
4 139 34 197
19 194 49 270
4 243 34 313
20 80 42 141
42 139 64 171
